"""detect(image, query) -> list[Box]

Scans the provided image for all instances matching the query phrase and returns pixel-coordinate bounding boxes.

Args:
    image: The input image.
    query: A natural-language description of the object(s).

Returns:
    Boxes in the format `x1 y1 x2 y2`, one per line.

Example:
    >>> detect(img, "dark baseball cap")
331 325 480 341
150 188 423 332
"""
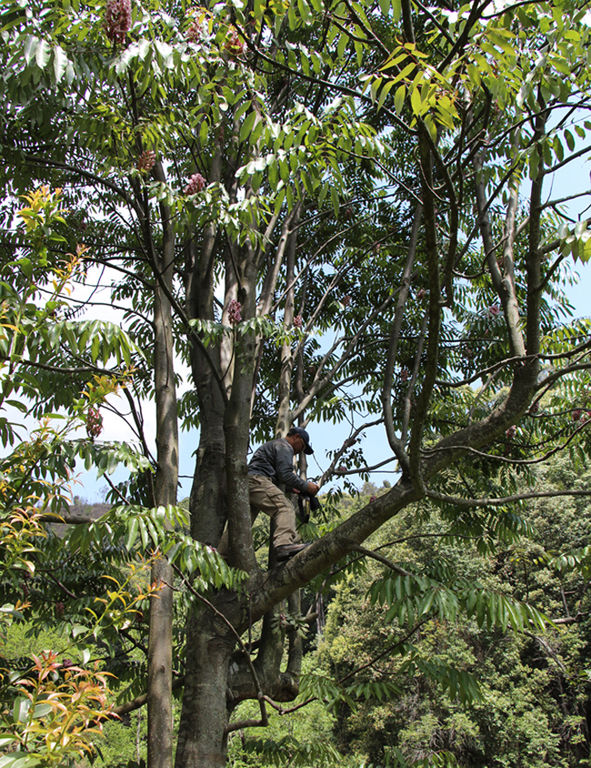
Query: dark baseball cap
289 426 314 455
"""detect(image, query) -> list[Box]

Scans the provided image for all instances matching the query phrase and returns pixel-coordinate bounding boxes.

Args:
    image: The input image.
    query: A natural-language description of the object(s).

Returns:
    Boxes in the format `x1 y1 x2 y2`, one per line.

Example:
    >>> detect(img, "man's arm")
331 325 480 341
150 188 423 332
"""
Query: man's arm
274 443 318 494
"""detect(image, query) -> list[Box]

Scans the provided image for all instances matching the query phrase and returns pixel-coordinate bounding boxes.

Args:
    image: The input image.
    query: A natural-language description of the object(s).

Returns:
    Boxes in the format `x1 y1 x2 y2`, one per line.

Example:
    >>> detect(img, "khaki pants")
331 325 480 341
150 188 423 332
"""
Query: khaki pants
218 475 300 556
248 474 300 549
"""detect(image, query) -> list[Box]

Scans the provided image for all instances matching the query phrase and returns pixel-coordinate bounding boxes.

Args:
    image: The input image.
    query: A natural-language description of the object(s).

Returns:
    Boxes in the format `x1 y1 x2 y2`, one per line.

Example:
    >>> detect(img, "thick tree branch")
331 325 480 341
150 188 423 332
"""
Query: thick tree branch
382 205 422 474
408 132 440 482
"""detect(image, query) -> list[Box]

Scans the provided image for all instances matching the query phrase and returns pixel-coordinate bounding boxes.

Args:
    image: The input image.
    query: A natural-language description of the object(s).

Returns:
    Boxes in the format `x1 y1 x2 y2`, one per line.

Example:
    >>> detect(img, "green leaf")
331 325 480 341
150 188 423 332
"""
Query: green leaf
53 45 67 83
240 110 257 143
370 76 383 103
138 518 148 549
33 702 53 718
331 186 340 218
394 83 406 113
391 62 415 84
125 517 139 551
410 85 422 115
13 696 31 722
0 756 44 768
199 119 209 146
18 258 32 279
23 36 39 65
297 0 312 24
35 38 50 69
377 79 397 111
337 31 349 60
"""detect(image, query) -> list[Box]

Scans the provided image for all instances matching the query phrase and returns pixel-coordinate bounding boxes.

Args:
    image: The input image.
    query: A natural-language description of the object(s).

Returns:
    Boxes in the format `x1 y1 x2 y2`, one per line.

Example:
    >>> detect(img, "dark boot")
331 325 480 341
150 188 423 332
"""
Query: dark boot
275 542 310 562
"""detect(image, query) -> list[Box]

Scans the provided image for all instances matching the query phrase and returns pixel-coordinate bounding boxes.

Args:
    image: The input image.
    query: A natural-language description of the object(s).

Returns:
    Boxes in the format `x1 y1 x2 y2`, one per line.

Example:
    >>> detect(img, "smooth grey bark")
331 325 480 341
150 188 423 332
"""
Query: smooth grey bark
188 323 227 548
225 255 259 572
147 178 179 768
276 210 300 436
382 204 422 473
175 605 236 768
176 246 259 767
185 148 228 548
227 600 300 707
147 557 174 768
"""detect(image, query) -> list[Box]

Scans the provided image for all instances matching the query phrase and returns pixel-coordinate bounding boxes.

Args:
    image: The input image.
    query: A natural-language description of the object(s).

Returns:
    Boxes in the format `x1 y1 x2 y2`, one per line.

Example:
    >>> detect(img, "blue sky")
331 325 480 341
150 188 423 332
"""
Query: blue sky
75 255 591 504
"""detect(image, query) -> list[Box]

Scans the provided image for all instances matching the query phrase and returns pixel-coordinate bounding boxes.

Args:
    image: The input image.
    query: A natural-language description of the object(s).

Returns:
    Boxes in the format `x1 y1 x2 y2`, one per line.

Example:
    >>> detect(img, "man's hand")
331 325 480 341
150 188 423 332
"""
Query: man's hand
306 481 320 496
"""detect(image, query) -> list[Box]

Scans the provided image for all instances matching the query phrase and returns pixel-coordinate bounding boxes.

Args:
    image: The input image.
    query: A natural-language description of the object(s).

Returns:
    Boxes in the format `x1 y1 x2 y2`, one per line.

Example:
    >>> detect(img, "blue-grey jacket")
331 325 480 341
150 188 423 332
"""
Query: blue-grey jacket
247 438 309 493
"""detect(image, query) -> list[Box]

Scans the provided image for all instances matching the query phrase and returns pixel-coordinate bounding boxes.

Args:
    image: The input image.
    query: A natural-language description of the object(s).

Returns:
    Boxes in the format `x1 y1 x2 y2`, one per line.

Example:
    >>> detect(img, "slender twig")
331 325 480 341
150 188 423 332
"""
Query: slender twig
353 544 411 577
320 418 382 485
23 155 140 214
426 487 591 508
382 206 422 473
102 473 130 505
422 421 590 466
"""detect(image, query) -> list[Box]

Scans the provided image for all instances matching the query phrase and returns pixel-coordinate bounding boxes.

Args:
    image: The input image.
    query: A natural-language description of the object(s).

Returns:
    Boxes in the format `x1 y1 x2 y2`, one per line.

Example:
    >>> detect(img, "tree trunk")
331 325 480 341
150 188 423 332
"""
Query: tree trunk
147 557 174 768
177 249 259 766
189 359 227 547
276 216 298 436
148 183 179 768
175 603 236 768
186 217 228 548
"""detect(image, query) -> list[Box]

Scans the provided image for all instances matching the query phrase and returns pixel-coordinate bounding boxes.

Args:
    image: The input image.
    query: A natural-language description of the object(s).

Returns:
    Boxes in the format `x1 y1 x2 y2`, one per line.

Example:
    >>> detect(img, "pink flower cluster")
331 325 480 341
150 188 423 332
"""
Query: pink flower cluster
184 172 206 195
225 28 245 56
573 409 591 422
86 407 103 439
136 150 156 172
186 19 204 43
228 299 242 325
293 314 303 328
105 0 131 44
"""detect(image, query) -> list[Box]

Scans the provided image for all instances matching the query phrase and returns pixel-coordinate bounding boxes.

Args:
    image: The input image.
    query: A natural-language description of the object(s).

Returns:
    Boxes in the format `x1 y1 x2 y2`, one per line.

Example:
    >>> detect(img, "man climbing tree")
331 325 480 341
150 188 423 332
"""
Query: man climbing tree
246 426 319 562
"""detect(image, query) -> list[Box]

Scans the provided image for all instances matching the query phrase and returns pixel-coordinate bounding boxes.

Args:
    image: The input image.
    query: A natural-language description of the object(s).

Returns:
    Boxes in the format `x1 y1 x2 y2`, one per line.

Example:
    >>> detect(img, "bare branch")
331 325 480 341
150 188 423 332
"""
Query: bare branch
353 544 411 576
293 291 397 421
422 418 590 467
319 418 383 485
426 487 591 508
382 205 422 473
23 154 140 215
